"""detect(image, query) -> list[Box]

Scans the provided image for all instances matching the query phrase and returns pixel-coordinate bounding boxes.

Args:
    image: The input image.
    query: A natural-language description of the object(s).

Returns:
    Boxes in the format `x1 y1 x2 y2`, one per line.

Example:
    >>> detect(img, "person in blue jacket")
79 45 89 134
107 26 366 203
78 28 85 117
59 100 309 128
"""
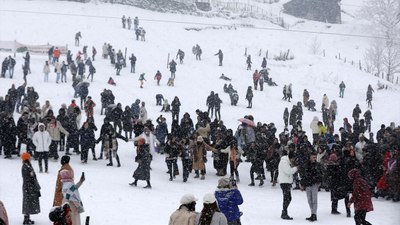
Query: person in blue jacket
215 178 243 225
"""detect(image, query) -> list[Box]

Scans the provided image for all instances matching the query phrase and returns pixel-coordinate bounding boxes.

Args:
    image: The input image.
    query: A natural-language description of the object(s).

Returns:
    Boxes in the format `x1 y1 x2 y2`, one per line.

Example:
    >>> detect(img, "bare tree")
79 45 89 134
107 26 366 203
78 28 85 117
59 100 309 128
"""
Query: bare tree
309 36 321 55
364 39 384 75
362 0 400 82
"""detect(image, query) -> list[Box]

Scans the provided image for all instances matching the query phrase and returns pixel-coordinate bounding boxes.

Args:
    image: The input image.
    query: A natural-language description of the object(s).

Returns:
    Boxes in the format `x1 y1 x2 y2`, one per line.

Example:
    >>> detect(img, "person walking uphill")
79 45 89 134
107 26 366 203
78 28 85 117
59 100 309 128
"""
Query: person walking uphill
215 178 243 225
21 152 41 225
348 169 373 225
278 150 298 220
339 81 346 98
130 138 153 188
245 86 253 108
168 194 198 225
299 151 323 222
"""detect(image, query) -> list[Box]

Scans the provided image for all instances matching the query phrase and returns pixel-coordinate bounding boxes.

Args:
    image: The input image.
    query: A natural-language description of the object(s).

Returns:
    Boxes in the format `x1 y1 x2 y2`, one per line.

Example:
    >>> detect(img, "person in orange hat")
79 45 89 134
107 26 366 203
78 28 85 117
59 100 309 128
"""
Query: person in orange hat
21 152 41 225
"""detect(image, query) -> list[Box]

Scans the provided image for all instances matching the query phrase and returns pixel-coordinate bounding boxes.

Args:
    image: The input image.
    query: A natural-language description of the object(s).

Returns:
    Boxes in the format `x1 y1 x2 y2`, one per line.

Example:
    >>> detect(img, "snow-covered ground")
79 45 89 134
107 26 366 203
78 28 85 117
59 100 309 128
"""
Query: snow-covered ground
0 0 399 224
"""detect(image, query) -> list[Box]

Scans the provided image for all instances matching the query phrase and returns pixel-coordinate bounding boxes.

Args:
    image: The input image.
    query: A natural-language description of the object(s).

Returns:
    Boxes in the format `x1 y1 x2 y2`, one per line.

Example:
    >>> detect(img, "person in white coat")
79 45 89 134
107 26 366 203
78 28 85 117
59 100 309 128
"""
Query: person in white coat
310 116 320 145
321 94 329 110
278 150 298 220
32 123 52 173
43 61 51 82
134 127 160 153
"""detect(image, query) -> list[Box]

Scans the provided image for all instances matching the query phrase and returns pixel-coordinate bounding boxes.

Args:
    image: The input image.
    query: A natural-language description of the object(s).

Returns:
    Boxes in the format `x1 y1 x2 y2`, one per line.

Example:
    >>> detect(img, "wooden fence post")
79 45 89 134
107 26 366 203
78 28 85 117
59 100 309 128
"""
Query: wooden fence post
167 53 170 68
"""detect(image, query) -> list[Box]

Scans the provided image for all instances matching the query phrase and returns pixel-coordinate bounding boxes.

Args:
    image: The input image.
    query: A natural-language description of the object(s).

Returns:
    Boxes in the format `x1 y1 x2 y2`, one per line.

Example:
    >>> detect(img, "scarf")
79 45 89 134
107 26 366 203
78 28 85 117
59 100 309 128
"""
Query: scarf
62 181 84 213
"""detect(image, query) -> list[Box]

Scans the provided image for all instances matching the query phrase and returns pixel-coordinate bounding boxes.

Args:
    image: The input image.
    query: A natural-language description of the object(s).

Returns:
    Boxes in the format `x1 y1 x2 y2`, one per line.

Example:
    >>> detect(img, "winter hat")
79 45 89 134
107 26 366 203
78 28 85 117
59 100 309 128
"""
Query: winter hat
197 136 203 142
180 194 198 205
59 169 73 182
217 177 231 188
21 152 31 161
203 193 216 204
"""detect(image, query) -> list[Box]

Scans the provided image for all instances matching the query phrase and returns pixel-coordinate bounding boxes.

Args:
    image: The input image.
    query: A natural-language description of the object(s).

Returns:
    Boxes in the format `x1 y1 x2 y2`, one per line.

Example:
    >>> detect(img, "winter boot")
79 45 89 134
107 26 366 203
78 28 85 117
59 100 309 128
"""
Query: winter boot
346 208 351 218
331 201 340 214
259 179 264 186
106 157 113 166
98 152 103 160
143 180 152 189
116 155 121 167
194 174 200 178
308 214 317 222
281 210 293 220
200 175 205 180
129 180 137 186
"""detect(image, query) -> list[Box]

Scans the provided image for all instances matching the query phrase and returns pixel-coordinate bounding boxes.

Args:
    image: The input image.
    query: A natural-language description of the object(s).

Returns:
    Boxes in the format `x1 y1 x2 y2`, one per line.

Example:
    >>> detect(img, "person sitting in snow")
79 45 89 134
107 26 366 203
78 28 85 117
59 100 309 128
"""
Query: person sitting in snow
108 77 116 86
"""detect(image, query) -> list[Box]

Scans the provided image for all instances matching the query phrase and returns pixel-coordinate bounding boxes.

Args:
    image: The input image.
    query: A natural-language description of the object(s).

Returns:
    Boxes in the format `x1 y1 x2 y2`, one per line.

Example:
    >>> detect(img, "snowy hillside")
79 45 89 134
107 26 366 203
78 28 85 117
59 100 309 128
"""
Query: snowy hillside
0 0 399 225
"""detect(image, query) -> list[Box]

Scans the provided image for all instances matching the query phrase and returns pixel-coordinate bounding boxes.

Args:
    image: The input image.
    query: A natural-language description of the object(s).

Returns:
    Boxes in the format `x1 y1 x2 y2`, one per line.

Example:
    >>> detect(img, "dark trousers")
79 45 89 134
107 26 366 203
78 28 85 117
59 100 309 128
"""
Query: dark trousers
166 159 179 179
280 183 292 211
37 152 49 172
49 140 59 159
354 210 371 225
215 107 221 121
81 145 89 162
332 194 350 213
182 159 192 181
229 160 239 178
270 170 278 183
195 169 206 175
59 134 65 151
207 106 214 118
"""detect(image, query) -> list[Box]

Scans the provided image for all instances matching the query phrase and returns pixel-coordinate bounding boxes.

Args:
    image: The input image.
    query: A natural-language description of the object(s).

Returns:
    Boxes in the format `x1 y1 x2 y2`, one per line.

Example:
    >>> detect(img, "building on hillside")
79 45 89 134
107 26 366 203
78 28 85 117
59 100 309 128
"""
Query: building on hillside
283 0 341 24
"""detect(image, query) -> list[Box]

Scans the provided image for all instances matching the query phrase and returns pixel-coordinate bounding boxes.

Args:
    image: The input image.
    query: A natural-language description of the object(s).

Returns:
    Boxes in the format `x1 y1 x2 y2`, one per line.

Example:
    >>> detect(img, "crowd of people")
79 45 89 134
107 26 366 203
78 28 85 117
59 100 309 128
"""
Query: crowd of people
0 15 398 225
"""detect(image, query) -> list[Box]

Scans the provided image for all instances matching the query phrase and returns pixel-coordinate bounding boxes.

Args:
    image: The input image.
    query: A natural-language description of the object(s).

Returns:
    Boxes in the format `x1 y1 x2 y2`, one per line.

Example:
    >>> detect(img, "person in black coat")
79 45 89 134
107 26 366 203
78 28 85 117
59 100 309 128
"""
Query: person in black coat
122 106 133 139
110 103 123 134
164 135 181 181
1 58 8 78
171 96 181 121
7 84 18 114
245 86 253 108
326 152 351 216
16 112 30 155
130 138 152 188
96 124 127 167
206 91 215 118
129 53 136 73
21 153 41 225
169 60 177 78
299 152 324 221
352 104 362 123
78 85 88 110
23 51 31 74
79 121 96 163
214 94 222 121
1 114 17 158
77 61 85 78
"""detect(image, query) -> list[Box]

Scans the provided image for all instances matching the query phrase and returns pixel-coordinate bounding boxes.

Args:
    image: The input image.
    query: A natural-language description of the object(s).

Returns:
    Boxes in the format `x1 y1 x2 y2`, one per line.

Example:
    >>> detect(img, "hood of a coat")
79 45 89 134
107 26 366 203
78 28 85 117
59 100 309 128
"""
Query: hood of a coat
348 168 361 180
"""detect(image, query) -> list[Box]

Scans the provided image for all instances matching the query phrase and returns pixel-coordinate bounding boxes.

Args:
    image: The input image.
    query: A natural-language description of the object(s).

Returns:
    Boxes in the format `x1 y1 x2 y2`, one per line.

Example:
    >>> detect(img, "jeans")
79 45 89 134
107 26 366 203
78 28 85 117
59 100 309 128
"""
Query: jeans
49 140 59 159
36 151 49 172
56 73 61 83
280 183 292 211
306 184 319 214
166 159 179 179
44 73 49 82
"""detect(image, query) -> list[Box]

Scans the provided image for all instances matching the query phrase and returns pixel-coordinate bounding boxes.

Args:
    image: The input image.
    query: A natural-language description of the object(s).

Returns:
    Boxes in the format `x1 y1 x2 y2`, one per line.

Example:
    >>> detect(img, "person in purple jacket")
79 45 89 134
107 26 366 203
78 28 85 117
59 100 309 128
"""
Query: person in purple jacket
215 178 243 225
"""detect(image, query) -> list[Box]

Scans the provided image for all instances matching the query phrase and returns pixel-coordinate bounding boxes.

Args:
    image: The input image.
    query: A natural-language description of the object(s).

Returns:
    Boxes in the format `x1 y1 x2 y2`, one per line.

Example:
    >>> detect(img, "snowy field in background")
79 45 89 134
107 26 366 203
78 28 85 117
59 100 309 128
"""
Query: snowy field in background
0 0 399 224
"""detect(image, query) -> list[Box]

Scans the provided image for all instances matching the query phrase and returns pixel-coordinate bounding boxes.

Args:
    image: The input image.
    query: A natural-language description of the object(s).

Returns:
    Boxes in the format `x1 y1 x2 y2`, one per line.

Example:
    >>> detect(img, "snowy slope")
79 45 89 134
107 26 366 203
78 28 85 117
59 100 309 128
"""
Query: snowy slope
0 0 399 224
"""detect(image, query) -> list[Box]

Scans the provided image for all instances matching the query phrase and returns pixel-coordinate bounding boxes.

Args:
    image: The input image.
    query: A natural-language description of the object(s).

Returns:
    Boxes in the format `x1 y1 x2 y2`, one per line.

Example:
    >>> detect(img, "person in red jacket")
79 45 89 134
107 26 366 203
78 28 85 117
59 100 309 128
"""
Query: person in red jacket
348 169 373 225
53 47 61 64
